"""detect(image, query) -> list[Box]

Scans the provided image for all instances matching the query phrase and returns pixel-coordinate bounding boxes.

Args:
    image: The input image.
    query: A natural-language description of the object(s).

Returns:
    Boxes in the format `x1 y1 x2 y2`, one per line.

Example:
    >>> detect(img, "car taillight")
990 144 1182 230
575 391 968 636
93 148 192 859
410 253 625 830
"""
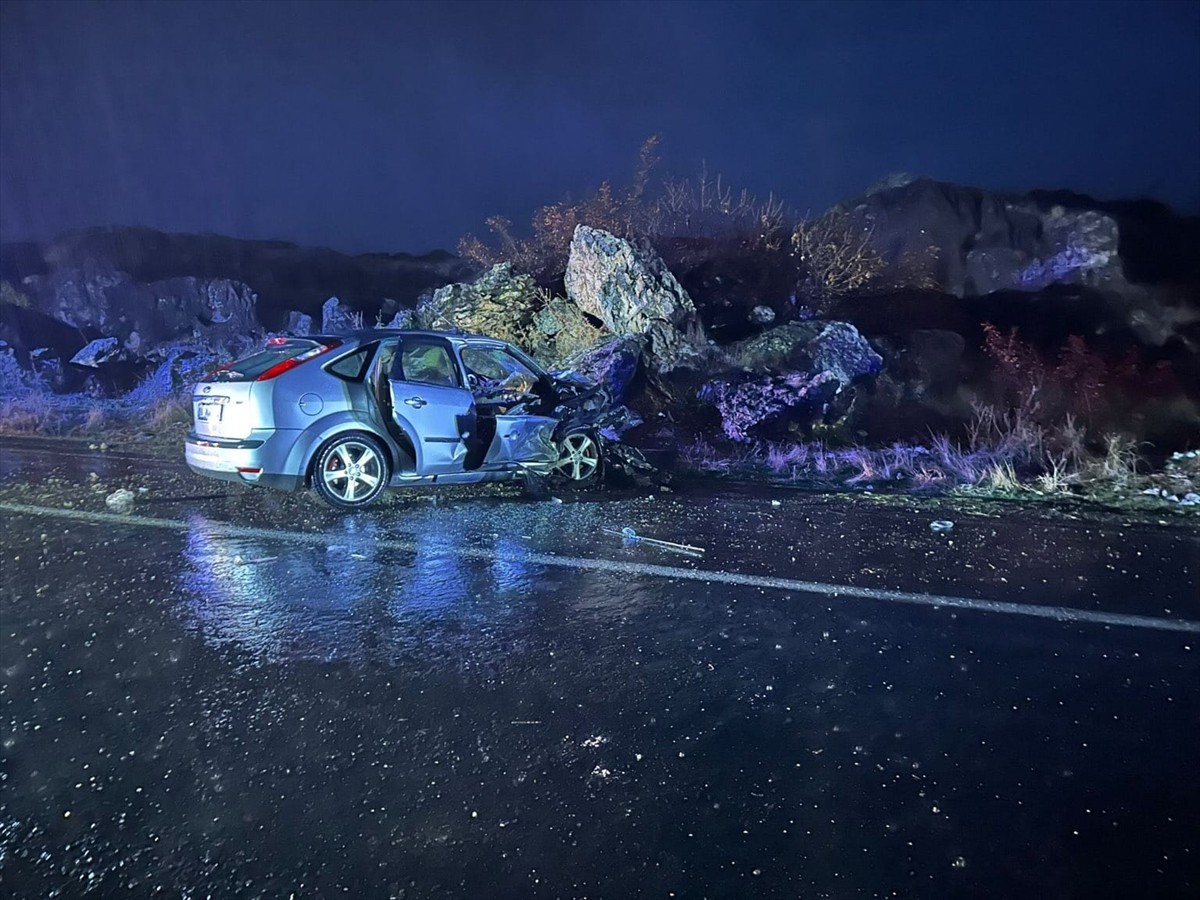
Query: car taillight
255 340 341 381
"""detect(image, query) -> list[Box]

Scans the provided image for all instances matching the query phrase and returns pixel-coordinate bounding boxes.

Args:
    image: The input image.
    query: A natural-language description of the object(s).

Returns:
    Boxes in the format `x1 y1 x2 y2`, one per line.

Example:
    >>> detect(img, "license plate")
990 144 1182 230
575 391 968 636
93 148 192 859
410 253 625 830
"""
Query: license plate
197 402 222 423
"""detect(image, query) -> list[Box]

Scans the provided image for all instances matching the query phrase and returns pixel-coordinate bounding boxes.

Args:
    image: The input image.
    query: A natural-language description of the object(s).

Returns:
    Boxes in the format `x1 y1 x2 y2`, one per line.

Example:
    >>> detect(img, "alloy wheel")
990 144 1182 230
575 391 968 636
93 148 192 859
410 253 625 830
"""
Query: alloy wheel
321 439 384 504
554 432 600 482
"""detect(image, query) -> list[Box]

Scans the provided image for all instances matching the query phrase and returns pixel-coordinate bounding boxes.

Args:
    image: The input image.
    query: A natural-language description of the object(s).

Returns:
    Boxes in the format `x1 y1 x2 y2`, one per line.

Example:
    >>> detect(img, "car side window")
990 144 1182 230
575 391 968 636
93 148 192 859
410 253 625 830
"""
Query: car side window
392 340 461 387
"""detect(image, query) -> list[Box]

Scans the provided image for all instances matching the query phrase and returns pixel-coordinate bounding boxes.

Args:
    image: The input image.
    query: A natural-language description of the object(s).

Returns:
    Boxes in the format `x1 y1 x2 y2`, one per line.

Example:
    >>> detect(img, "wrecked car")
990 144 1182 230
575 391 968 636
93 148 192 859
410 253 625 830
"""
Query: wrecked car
185 329 634 508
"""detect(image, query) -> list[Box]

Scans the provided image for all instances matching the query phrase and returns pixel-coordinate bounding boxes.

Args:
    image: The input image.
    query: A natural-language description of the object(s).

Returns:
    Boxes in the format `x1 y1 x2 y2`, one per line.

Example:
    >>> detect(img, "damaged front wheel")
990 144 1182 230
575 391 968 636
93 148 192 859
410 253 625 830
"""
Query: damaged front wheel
552 430 602 487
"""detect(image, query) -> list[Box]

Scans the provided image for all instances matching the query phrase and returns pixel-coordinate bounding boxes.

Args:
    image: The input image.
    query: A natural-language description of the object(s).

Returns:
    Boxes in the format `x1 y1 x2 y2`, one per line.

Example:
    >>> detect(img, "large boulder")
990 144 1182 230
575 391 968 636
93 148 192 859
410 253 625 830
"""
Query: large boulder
285 311 313 335
698 371 839 443
320 296 360 333
860 329 973 441
564 226 699 370
728 320 882 384
702 321 883 442
560 334 646 400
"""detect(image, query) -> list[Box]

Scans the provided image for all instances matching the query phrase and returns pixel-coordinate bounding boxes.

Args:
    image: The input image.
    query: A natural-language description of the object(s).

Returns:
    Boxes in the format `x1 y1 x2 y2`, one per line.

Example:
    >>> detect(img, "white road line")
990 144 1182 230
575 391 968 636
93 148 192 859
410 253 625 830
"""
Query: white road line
3 501 1198 635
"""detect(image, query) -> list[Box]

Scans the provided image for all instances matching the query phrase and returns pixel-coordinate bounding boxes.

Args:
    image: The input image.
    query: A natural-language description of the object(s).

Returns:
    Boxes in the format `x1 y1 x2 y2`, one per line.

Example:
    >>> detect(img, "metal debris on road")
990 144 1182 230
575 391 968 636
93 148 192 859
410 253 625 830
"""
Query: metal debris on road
233 555 278 566
604 526 706 556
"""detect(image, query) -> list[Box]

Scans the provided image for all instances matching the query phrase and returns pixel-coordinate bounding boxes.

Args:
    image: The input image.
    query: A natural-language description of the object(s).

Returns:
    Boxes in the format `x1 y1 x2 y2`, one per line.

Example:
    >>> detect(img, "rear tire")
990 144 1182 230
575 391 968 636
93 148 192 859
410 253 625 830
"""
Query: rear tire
312 433 391 509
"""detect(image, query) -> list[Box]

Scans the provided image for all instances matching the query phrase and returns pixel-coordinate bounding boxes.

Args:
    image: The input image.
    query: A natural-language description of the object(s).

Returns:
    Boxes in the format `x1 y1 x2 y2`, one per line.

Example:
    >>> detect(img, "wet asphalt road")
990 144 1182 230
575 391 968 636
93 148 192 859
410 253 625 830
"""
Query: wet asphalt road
1 439 1198 899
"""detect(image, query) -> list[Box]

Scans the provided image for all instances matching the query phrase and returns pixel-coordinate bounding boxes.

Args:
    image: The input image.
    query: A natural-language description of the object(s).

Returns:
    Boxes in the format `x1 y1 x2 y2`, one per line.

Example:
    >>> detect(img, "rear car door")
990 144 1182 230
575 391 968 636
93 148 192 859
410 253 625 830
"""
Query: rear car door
388 337 476 475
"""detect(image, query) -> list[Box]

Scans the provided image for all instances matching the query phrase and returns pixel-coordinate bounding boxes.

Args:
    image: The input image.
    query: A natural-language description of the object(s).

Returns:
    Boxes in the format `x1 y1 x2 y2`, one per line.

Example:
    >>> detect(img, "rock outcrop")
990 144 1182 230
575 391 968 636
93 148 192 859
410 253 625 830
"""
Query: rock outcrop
841 178 1129 297
320 297 360 333
21 266 261 348
1 226 477 331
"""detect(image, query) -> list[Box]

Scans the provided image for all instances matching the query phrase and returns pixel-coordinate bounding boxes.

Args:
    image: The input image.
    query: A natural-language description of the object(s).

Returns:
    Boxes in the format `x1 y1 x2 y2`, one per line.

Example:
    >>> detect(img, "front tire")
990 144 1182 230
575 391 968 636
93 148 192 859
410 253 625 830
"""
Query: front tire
552 430 602 488
312 433 391 509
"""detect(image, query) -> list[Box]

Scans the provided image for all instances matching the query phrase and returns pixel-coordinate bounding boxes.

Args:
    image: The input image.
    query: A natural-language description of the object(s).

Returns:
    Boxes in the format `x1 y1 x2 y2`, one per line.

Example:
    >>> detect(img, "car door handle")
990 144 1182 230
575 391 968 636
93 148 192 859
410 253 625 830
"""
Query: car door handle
404 396 427 408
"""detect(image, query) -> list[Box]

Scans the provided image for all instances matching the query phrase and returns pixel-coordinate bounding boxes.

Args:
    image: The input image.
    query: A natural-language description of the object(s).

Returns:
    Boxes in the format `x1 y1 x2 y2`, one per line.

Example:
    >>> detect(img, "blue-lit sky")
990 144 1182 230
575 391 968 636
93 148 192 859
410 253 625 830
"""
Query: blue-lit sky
2 0 1198 254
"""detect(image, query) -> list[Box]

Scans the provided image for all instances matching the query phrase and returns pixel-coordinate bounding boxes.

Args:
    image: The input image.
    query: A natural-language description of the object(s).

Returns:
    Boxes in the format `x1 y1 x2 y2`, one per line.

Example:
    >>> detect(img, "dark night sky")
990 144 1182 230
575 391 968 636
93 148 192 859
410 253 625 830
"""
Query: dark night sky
2 0 1198 255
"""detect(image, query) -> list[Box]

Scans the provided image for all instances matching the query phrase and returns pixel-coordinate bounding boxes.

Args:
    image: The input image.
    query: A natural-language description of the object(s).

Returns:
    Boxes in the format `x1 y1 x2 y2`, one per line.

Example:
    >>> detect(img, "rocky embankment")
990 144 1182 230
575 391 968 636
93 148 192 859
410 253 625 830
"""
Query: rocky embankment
1 178 1198 457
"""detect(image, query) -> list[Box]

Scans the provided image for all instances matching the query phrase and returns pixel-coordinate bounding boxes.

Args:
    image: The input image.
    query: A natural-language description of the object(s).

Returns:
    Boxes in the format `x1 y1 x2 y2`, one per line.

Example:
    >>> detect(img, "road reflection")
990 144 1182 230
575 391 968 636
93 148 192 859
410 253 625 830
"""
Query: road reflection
177 514 541 665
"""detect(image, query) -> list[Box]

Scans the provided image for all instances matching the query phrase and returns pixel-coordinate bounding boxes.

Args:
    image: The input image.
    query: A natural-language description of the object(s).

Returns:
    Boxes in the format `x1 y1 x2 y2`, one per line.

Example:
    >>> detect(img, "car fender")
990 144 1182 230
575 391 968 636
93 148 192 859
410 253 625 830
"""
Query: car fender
284 410 414 485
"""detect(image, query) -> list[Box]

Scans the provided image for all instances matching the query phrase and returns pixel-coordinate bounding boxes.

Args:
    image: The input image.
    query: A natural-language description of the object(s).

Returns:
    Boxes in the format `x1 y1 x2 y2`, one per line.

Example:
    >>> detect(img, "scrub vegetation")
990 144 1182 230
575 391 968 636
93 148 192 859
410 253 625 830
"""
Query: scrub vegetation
0 346 208 446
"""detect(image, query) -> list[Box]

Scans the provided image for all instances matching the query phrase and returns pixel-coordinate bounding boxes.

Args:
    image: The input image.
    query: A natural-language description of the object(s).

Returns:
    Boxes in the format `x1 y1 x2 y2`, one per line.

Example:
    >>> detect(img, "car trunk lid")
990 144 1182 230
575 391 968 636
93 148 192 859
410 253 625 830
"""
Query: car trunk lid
192 337 339 440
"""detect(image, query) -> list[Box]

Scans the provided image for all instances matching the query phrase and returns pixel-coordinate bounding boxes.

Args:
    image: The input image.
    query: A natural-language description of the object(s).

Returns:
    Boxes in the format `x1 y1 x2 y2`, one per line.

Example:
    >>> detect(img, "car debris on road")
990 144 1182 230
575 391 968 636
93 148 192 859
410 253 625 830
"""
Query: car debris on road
604 526 705 556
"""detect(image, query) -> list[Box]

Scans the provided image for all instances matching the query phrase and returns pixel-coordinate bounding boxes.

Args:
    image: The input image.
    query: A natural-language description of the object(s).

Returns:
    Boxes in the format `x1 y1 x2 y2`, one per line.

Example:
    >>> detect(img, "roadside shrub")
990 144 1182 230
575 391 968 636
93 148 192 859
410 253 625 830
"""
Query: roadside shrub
459 136 665 280
975 322 1188 454
790 210 885 305
981 324 1103 429
0 344 221 437
459 136 796 283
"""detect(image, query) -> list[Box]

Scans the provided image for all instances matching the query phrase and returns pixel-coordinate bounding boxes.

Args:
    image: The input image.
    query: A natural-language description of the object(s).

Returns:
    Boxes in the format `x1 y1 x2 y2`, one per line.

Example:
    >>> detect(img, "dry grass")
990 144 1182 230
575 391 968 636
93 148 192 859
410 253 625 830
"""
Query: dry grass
459 135 799 282
674 429 1196 513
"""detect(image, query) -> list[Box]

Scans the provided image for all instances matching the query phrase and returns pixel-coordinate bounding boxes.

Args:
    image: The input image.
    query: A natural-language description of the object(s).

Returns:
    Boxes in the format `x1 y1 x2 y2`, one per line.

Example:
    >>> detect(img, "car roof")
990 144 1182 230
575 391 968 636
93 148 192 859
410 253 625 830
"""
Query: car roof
311 328 509 347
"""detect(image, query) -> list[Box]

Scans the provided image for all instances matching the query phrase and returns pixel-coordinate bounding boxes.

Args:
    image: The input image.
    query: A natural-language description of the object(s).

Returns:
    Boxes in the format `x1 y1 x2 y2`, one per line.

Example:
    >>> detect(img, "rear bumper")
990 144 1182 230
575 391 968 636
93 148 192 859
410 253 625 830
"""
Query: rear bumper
185 431 303 492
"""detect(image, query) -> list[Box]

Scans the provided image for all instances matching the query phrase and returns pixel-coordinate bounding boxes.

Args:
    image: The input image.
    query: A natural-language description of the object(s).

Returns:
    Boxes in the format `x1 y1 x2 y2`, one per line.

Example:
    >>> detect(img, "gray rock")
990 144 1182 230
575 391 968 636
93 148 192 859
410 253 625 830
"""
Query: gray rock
807 322 883 386
564 226 696 335
415 263 540 340
25 265 132 331
23 267 262 356
729 320 881 388
560 334 646 400
286 311 313 335
749 305 776 325
836 179 1127 297
70 337 122 368
321 297 360 333
385 308 416 329
105 489 135 512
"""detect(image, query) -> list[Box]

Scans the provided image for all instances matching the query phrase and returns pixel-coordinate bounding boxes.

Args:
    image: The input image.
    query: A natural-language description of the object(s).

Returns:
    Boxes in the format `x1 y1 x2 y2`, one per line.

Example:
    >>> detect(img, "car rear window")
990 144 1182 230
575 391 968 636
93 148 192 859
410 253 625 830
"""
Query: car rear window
209 339 336 382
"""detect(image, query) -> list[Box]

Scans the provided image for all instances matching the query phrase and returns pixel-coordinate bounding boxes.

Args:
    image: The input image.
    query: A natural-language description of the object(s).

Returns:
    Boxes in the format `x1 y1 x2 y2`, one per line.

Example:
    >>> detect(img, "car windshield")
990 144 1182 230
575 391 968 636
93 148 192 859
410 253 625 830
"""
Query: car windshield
461 346 538 382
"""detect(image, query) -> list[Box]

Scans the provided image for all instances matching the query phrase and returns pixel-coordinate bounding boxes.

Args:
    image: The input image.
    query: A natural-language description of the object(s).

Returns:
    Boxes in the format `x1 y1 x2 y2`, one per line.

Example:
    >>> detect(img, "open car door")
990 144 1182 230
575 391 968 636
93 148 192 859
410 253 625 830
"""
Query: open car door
459 343 560 471
387 336 479 475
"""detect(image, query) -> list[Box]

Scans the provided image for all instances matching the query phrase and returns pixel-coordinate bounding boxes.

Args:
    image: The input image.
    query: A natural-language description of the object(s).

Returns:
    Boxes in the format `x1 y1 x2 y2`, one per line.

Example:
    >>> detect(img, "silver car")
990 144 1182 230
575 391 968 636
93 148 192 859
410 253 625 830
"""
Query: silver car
185 329 610 508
